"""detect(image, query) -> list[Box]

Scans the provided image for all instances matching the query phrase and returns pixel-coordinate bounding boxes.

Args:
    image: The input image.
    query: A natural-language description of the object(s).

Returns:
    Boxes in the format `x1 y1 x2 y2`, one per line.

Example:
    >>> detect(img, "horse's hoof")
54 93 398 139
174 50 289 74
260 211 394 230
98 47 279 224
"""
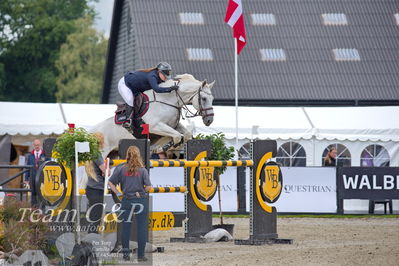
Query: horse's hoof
152 145 164 154
162 142 173 152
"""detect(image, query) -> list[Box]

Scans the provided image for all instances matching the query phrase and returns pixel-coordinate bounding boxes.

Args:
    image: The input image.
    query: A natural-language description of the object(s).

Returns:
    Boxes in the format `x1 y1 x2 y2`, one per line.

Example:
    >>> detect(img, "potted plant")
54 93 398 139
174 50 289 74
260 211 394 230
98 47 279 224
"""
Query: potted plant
195 133 235 235
53 128 101 170
52 127 101 260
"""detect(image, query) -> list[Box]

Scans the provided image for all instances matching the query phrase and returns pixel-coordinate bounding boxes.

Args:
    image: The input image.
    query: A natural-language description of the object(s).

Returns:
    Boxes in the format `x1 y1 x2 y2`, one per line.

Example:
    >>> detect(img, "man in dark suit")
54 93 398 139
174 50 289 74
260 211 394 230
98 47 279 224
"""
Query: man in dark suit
25 139 46 207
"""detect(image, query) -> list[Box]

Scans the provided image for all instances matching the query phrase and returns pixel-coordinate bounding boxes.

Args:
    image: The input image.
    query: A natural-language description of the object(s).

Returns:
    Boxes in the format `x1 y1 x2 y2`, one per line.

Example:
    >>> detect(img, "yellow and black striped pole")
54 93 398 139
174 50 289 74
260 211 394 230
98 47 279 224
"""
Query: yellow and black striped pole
112 159 253 168
150 160 253 168
149 186 187 193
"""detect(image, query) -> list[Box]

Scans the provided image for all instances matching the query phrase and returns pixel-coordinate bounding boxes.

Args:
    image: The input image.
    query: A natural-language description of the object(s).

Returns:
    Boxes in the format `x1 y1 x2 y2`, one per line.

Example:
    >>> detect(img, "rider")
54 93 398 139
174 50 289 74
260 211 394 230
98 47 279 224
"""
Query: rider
118 62 179 128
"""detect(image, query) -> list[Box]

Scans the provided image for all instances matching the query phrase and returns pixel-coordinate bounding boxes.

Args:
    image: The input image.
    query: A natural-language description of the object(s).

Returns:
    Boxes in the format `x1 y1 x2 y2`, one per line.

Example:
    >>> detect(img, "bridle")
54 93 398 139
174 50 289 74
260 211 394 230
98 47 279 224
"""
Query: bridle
150 80 214 120
177 82 214 120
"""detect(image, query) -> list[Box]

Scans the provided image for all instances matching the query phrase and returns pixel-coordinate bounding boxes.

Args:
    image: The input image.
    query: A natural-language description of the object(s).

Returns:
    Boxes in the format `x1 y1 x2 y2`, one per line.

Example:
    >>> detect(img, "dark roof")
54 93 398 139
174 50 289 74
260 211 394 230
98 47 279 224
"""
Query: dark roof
102 0 399 106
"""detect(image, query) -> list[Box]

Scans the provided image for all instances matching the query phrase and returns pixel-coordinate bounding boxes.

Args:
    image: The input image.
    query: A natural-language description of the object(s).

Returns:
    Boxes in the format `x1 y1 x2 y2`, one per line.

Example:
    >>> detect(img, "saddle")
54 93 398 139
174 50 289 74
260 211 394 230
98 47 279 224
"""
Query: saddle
114 93 149 138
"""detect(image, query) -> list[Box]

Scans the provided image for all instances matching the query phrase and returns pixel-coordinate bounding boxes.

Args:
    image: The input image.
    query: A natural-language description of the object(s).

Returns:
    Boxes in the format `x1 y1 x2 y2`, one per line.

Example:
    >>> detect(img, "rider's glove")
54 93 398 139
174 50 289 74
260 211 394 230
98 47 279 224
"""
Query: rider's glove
116 192 123 198
170 85 179 91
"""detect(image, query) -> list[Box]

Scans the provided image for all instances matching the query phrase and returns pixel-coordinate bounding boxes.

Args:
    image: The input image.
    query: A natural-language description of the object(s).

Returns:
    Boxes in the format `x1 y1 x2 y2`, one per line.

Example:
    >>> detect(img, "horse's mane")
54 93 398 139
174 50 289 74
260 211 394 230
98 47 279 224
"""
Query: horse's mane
174 74 197 81
160 73 201 91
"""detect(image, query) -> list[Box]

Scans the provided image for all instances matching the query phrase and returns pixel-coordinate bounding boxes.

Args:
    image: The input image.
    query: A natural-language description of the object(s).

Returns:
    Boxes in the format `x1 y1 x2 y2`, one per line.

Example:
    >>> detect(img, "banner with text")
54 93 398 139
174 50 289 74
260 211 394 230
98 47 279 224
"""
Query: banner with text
150 167 238 212
337 167 399 199
257 167 337 213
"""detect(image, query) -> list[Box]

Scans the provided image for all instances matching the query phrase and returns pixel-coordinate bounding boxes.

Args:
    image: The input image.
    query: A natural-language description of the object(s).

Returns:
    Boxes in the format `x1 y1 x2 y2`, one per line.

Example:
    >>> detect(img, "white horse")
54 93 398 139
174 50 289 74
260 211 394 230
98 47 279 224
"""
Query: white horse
90 74 215 158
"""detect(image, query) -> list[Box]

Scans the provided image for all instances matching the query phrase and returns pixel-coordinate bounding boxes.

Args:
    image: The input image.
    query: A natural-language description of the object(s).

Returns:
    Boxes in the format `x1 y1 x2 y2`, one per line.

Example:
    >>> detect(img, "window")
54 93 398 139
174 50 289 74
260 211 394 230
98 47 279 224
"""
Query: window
360 145 390 167
239 142 251 160
394 14 399 25
322 144 351 167
186 48 213 61
333 49 360 61
260 49 286 61
276 142 306 167
179 12 204 25
322 13 348 25
251 13 276 25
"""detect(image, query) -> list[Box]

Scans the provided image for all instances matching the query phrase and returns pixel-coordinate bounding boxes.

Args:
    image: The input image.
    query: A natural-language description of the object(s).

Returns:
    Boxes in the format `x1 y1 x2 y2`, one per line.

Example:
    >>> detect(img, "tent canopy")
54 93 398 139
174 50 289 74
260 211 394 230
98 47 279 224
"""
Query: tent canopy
1 101 398 142
182 106 314 140
305 107 399 142
0 102 66 135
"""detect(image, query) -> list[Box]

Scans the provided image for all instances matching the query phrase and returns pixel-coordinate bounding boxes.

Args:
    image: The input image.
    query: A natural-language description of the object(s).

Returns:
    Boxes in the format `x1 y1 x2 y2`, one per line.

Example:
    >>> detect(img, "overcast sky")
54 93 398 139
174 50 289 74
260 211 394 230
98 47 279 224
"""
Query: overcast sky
91 0 114 37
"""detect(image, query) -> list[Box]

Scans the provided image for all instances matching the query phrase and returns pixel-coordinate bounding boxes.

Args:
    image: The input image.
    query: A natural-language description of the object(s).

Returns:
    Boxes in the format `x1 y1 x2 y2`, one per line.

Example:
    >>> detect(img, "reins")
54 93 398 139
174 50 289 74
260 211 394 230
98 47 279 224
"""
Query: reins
148 80 213 121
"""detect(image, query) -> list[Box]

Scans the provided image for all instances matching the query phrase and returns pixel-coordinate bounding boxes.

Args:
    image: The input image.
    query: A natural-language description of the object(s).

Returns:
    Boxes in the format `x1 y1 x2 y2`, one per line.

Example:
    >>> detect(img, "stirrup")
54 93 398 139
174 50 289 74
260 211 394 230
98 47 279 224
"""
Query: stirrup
122 120 131 129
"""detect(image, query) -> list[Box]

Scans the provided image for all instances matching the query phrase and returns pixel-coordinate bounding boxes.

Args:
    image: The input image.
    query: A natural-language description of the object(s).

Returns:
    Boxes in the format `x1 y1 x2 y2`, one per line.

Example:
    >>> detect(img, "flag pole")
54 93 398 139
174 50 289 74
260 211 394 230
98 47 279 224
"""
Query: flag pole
234 39 239 156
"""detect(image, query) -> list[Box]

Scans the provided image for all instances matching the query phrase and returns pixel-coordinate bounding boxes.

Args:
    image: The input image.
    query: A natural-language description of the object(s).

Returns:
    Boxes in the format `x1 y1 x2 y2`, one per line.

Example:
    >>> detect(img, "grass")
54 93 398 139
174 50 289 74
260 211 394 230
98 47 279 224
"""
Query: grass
214 214 399 219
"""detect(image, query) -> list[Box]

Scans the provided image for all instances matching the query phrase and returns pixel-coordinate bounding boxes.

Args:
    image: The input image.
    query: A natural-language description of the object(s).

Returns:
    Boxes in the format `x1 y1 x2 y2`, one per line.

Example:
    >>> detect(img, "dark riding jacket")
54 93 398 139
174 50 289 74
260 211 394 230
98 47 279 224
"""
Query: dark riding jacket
124 70 174 96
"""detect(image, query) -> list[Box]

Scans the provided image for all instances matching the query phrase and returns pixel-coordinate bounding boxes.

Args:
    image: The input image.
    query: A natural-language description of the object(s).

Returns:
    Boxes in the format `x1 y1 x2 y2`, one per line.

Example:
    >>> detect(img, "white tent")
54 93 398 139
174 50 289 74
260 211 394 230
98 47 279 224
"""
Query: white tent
0 102 66 136
1 101 398 166
182 106 399 166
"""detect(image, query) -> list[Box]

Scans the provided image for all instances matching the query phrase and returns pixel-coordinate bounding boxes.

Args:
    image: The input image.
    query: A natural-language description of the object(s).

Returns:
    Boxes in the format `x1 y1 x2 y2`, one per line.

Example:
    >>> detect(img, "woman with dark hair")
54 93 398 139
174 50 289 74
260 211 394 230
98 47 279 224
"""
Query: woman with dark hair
323 146 337 167
118 62 179 128
108 146 152 262
85 132 106 233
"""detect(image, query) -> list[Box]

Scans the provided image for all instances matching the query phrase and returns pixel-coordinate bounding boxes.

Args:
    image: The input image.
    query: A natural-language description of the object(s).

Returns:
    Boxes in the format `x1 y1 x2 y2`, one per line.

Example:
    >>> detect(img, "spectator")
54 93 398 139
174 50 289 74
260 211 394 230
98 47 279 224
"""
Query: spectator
108 146 152 262
323 146 337 167
85 132 106 233
361 151 374 167
25 139 47 207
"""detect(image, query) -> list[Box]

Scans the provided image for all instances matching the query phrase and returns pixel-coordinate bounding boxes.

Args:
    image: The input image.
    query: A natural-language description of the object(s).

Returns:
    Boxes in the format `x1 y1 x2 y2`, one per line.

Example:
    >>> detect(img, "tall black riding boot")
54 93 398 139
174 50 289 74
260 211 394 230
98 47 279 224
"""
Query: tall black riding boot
122 105 134 129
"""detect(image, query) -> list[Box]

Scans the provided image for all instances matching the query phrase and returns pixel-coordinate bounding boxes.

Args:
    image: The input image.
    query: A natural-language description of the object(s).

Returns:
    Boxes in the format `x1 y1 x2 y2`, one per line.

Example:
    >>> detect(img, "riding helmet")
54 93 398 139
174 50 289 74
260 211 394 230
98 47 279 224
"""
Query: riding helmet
157 62 172 79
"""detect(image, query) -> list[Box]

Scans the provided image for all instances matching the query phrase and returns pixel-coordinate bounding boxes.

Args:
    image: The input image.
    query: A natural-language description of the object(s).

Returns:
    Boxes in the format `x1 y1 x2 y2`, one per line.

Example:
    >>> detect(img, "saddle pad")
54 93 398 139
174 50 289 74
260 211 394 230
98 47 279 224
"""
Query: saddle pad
114 109 127 124
133 93 149 118
114 93 149 124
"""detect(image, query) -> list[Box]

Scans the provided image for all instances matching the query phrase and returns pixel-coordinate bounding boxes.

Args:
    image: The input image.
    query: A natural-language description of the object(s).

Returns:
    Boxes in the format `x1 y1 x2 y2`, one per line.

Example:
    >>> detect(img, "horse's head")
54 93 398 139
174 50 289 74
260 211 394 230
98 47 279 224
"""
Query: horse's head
172 74 215 126
192 80 215 126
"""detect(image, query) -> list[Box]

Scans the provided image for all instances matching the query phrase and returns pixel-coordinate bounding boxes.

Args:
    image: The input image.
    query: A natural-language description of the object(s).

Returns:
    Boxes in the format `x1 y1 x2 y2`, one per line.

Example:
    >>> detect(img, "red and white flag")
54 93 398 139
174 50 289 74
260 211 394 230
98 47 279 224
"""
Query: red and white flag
224 0 246 54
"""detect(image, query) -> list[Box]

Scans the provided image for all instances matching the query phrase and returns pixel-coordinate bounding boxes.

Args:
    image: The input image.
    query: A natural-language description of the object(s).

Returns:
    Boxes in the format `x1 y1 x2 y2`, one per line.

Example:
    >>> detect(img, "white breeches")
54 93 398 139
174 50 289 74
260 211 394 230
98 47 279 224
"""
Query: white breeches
118 77 134 107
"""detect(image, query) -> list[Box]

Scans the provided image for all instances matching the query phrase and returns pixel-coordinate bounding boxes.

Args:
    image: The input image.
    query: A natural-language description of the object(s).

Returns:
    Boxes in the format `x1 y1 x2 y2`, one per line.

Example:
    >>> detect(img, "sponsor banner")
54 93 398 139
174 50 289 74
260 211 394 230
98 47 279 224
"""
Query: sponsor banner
150 167 337 213
248 167 336 213
150 167 237 212
337 167 399 199
149 212 175 231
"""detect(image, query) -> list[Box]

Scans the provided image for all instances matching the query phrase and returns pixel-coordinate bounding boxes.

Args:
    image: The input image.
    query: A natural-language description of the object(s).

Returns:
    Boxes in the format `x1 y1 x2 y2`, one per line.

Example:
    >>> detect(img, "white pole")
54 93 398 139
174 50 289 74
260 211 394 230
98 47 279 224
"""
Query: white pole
234 39 239 156
74 143 81 244
100 158 111 239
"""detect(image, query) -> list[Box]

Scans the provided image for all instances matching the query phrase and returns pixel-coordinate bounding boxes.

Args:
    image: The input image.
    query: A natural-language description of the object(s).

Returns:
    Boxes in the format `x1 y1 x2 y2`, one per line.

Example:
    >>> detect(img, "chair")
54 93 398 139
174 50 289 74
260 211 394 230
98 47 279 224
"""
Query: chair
368 199 393 214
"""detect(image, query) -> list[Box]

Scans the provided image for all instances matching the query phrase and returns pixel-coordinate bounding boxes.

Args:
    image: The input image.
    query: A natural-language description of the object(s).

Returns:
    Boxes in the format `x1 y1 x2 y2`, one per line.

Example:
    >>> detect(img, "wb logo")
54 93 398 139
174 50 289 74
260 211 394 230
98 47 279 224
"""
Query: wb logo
195 166 216 201
266 169 278 188
262 164 282 203
45 169 61 190
200 168 214 187
40 165 65 205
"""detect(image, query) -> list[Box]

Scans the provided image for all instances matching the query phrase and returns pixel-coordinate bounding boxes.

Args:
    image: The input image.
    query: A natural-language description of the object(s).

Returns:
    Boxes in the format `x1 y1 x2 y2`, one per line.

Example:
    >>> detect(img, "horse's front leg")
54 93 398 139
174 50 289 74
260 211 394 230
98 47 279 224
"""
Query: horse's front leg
175 122 193 142
150 122 184 149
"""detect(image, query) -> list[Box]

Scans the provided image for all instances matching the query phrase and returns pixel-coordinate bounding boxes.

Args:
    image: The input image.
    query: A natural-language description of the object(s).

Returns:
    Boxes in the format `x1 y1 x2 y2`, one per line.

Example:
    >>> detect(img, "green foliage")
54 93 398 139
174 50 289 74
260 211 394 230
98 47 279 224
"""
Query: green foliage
0 0 95 102
55 15 108 103
0 199 48 256
195 132 235 175
53 127 101 169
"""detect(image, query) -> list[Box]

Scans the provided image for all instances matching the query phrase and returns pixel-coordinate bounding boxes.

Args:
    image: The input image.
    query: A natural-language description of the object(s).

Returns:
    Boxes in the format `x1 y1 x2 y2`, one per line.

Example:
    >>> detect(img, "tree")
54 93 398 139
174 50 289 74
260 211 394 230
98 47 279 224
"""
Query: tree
0 0 95 102
55 16 107 103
